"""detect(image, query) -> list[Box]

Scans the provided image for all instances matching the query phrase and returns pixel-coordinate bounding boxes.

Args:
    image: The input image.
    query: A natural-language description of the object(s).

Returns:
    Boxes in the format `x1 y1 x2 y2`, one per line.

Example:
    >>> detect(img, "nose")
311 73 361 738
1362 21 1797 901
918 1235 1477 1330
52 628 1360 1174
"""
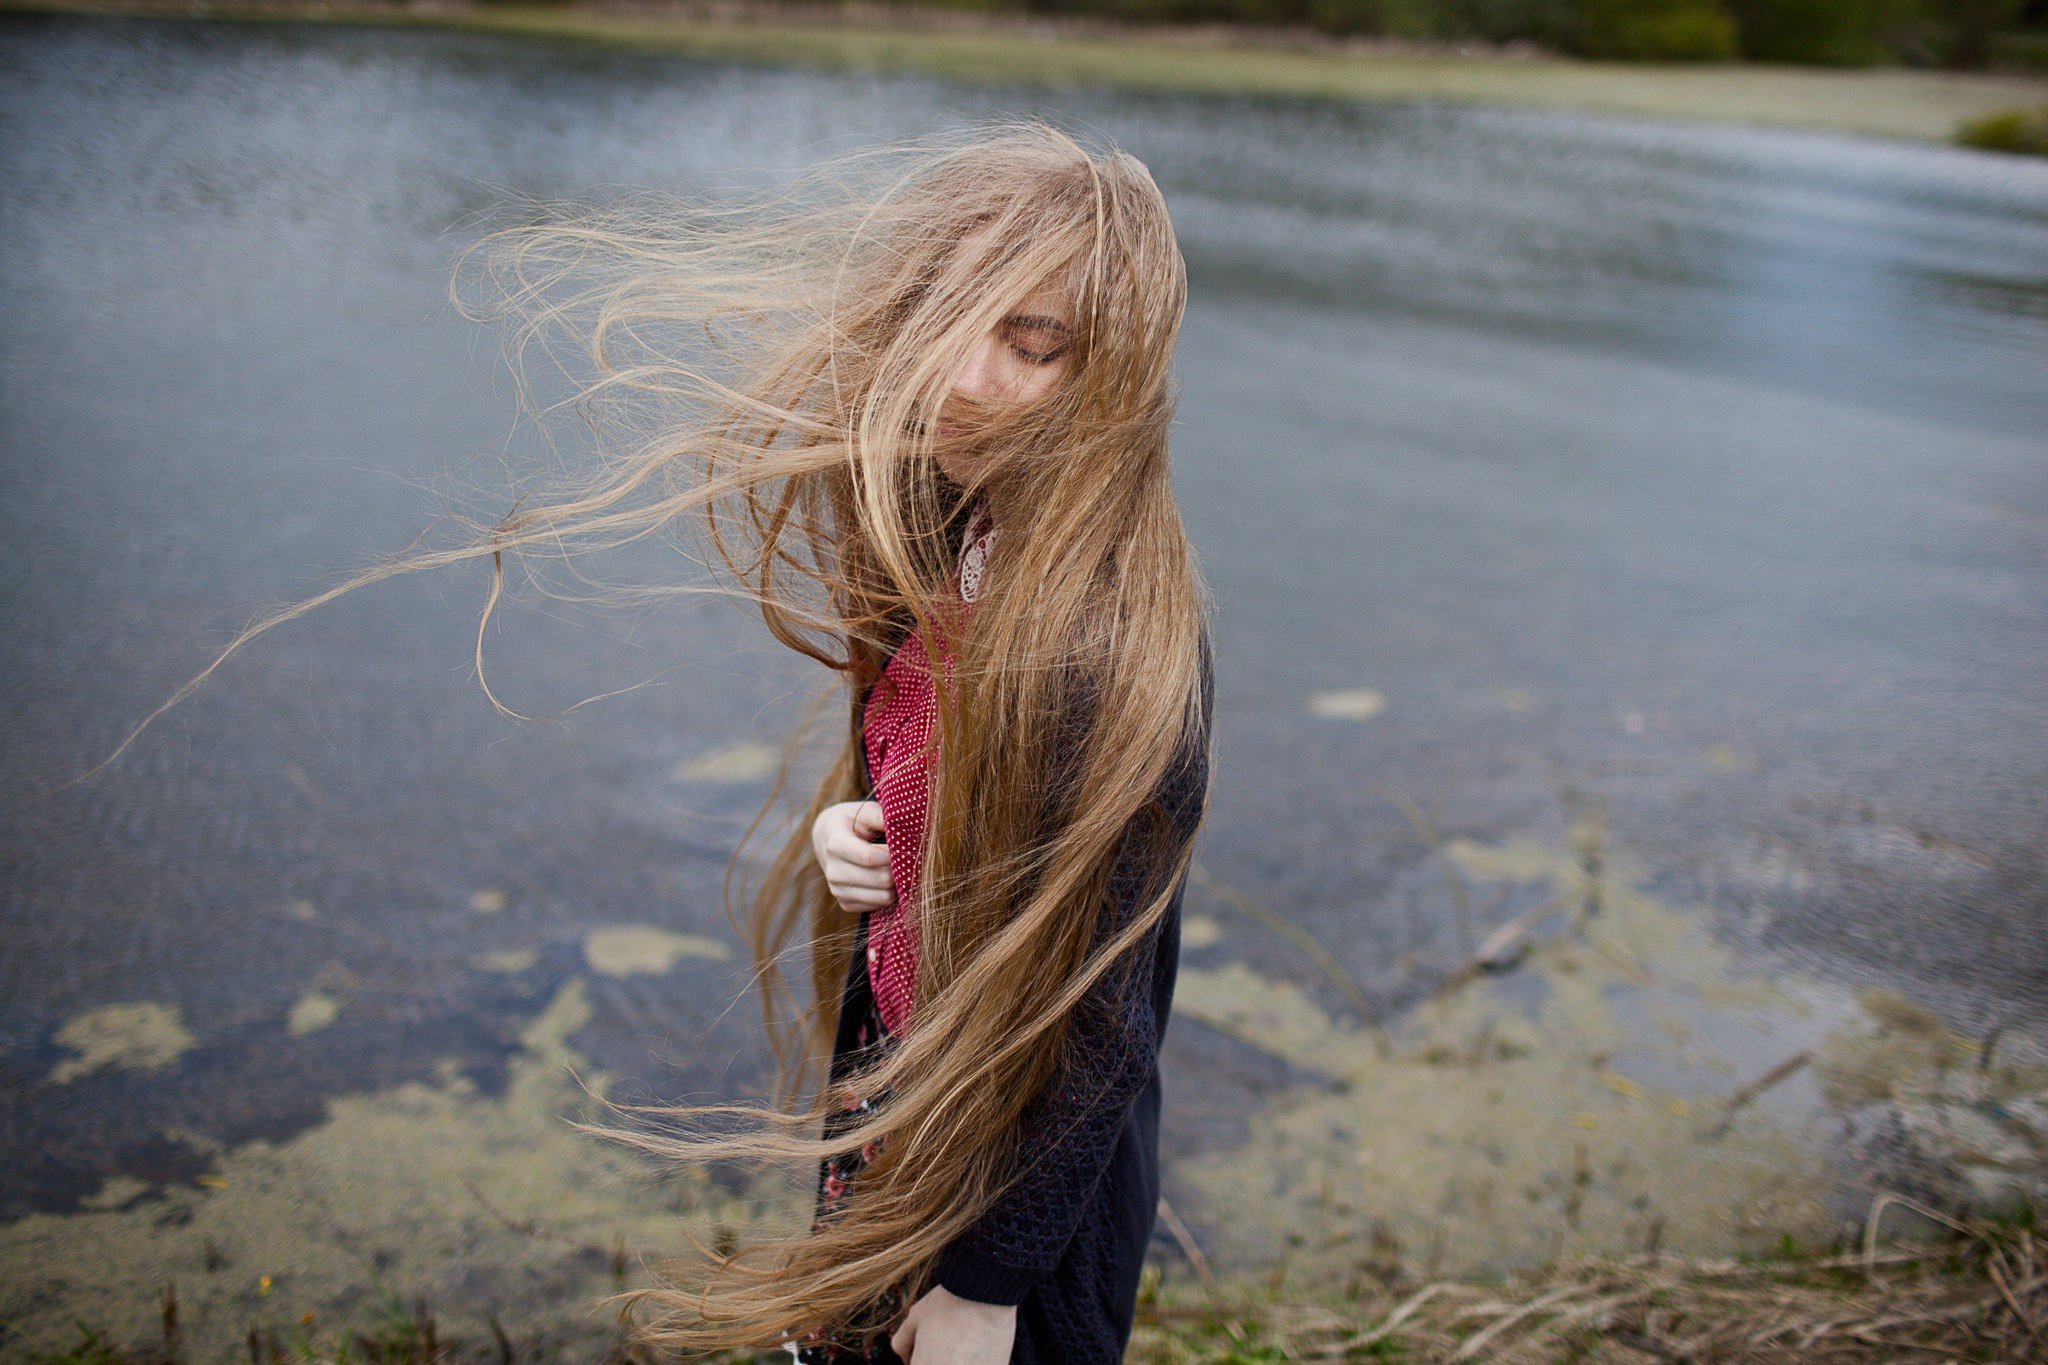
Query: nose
948 332 1008 405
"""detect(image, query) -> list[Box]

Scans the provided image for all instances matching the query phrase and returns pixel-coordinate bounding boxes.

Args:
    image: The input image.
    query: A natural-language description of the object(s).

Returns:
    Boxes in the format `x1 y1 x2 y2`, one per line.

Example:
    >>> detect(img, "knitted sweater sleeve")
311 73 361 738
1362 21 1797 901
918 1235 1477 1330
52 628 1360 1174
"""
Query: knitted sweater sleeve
930 641 1213 1307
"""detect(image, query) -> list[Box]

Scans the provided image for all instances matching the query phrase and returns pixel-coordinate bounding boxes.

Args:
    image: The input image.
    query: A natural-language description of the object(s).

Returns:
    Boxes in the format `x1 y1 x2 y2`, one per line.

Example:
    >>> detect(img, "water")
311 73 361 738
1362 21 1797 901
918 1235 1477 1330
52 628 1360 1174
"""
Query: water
3 11 2044 1251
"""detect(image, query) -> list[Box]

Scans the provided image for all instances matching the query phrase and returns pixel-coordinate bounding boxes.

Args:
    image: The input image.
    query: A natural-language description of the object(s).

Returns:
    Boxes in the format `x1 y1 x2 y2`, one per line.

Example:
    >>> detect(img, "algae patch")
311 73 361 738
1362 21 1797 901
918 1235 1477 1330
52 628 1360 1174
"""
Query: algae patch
78 1175 153 1212
1171 820 2046 1286
583 925 731 976
1307 688 1386 721
0 977 791 1359
285 990 341 1037
676 741 779 783
474 946 540 973
1814 986 1982 1109
1815 986 2048 1213
49 1001 198 1084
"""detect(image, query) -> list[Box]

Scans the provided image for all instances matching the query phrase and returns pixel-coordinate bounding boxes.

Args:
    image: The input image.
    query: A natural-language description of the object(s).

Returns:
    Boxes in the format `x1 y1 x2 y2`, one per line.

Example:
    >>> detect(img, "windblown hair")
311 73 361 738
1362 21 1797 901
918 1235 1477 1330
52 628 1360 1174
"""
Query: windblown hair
96 117 1212 1356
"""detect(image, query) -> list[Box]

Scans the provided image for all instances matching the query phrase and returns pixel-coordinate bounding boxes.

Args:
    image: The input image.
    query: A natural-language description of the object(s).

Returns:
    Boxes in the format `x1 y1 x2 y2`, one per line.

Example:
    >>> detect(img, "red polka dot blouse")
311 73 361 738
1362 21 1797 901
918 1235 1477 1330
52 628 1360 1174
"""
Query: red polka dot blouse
858 497 998 1037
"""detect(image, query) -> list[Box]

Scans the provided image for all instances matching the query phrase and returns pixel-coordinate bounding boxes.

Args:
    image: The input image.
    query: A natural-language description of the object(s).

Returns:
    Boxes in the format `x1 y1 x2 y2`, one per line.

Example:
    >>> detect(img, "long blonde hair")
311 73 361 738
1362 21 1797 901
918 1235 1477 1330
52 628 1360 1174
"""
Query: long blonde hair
92 117 1213 1356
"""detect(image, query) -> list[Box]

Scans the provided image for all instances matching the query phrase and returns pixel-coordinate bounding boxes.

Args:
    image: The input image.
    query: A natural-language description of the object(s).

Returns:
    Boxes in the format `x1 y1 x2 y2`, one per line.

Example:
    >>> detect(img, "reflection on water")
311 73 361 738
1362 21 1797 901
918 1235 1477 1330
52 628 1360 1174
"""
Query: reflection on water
2 12 2044 1240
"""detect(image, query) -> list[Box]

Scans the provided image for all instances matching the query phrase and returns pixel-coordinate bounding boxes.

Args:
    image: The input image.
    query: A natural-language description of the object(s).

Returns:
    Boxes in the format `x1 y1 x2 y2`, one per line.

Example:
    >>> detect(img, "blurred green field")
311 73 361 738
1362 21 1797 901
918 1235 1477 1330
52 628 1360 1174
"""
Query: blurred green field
9 0 2046 143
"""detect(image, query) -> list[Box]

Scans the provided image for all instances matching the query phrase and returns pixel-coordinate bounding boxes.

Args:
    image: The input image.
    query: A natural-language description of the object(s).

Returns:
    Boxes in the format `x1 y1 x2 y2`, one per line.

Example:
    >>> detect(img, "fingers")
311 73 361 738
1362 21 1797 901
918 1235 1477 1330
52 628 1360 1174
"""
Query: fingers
828 880 897 912
824 847 895 912
827 840 892 881
815 800 898 913
819 803 888 864
826 810 890 872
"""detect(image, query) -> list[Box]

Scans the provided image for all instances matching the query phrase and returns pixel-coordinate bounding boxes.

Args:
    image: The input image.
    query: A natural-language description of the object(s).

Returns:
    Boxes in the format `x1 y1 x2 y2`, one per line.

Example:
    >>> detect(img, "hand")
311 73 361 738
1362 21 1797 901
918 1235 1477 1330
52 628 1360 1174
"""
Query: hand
889 1284 1017 1364
811 800 896 913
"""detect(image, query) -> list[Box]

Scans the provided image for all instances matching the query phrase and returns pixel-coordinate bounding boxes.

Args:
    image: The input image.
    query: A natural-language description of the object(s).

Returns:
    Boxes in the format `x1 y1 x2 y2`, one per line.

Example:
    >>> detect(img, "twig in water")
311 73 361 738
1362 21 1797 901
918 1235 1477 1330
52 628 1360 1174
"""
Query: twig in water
464 1176 618 1261
1705 1051 1810 1141
1979 1013 2013 1074
1188 862 1391 1057
1378 783 1437 846
1427 896 1562 1002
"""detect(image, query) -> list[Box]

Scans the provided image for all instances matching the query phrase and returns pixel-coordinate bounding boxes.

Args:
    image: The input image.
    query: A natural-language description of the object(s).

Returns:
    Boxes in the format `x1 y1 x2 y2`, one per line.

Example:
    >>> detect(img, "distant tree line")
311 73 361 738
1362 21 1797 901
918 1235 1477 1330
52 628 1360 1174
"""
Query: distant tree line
916 0 2048 66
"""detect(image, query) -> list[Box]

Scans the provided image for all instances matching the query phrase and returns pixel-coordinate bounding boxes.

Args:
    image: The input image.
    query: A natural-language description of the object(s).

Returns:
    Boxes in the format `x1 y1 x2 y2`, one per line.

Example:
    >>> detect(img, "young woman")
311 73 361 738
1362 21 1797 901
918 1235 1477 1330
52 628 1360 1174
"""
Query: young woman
103 118 1213 1364
787 200 1213 1360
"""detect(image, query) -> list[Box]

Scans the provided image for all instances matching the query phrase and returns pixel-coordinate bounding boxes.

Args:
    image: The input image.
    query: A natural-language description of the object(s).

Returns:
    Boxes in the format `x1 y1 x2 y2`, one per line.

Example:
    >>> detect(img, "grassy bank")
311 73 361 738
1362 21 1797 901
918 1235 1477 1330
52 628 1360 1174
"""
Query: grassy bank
5 0 2045 144
21 1202 2044 1363
1122 1202 2048 1363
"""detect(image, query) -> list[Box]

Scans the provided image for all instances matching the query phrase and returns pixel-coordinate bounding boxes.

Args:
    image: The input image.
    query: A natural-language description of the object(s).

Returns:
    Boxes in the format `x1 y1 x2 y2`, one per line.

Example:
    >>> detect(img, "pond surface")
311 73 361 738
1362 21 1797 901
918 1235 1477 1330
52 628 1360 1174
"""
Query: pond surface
2 9 2045 1328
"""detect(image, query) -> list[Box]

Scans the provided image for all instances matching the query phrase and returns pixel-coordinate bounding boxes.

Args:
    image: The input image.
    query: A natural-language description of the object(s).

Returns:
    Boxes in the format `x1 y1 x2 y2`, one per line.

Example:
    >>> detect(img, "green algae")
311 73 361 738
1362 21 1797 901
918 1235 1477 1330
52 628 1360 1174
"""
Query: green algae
473 946 540 974
1812 986 1983 1109
582 925 731 976
285 991 342 1038
0 978 790 1359
12 826 2041 1353
48 1002 199 1085
1170 820 2046 1287
1307 689 1387 721
677 740 781 783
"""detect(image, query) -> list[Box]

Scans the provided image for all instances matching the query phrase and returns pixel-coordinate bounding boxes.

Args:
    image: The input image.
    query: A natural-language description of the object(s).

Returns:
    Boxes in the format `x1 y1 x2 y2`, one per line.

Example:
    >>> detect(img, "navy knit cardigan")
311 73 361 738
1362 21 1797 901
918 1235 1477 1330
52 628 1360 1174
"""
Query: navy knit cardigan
838 628 1214 1363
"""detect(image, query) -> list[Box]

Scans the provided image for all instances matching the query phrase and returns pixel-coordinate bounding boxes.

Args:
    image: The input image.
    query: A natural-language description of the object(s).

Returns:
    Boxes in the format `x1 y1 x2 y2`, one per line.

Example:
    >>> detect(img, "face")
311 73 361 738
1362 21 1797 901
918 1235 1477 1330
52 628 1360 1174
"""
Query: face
933 274 1077 485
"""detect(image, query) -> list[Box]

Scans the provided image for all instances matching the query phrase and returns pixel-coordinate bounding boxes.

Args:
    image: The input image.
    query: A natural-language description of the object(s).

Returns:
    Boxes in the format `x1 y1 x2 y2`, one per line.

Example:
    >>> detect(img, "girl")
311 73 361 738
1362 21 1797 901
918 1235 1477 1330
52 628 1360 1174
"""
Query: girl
104 118 1213 1363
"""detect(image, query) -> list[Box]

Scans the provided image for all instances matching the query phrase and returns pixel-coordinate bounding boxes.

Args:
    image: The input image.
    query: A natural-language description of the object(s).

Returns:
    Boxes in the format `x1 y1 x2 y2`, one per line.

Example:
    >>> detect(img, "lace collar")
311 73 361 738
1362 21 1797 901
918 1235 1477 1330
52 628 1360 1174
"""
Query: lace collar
958 496 999 604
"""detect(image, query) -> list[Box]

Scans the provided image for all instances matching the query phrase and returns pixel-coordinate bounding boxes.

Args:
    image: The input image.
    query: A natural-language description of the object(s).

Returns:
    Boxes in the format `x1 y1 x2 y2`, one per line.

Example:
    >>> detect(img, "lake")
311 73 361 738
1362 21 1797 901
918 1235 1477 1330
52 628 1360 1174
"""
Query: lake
3 10 2044 1352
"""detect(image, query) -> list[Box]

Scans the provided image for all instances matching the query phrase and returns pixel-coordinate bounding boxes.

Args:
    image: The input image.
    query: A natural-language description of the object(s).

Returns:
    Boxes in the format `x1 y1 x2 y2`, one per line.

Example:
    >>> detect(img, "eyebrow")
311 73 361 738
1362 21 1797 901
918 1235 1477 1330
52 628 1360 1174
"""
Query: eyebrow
1005 313 1071 333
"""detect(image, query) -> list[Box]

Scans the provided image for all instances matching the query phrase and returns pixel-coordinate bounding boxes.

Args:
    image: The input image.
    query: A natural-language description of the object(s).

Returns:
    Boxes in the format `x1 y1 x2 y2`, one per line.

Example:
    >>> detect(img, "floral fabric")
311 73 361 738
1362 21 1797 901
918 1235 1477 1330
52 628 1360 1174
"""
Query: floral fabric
788 917 911 1363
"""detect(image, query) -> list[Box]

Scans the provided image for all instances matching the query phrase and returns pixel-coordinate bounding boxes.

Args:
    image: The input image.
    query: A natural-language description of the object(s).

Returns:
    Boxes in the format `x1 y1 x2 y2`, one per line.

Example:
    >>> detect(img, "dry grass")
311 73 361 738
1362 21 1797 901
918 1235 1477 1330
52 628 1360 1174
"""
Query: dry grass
1128 1193 2045 1363
19 1193 2039 1361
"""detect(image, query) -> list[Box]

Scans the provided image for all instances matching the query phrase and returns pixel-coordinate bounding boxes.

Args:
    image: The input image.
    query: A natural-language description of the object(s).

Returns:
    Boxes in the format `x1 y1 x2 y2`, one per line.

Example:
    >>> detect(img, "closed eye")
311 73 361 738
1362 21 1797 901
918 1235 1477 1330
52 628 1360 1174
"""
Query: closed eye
1003 317 1071 366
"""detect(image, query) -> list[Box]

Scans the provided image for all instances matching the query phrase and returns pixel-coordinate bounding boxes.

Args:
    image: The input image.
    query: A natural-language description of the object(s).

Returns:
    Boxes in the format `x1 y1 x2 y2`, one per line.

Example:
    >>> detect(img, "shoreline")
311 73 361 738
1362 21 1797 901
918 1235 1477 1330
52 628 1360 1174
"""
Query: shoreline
3 0 2044 144
21 1211 2045 1362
